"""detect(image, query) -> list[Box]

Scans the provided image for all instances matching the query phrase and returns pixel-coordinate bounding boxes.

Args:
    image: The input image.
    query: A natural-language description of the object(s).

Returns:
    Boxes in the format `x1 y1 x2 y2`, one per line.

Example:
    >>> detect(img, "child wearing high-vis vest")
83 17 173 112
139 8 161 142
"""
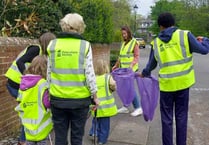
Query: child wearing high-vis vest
89 59 117 145
15 55 53 145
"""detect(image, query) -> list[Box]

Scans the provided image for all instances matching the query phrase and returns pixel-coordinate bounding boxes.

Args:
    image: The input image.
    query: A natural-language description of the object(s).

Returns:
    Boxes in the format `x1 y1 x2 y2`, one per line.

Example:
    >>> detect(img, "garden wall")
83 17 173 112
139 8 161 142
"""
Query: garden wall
0 36 120 139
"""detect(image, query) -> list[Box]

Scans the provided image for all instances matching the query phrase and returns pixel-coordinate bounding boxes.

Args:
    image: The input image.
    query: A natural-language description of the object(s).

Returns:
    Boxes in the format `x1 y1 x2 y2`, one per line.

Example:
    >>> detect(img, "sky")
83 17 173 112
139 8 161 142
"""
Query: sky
134 0 155 17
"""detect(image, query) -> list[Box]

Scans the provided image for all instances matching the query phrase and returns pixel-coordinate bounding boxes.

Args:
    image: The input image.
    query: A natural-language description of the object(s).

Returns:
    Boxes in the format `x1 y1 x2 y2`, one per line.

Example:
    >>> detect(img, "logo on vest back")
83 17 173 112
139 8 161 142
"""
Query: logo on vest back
57 50 78 57
23 102 36 108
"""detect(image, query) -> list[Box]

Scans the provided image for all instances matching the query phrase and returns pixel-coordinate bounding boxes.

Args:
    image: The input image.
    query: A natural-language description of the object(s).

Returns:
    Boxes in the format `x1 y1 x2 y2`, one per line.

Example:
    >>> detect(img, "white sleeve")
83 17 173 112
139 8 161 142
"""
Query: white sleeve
85 45 97 95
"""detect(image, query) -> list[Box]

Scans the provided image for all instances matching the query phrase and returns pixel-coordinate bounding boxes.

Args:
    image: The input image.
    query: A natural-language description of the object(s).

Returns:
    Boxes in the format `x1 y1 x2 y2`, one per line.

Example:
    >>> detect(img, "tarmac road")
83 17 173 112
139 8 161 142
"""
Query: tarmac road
141 47 209 145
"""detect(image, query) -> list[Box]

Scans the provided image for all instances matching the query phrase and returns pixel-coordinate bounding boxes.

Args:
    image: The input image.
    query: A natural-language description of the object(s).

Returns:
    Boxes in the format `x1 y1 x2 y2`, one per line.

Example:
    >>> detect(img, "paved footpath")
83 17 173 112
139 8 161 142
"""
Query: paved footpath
83 91 150 145
0 91 150 145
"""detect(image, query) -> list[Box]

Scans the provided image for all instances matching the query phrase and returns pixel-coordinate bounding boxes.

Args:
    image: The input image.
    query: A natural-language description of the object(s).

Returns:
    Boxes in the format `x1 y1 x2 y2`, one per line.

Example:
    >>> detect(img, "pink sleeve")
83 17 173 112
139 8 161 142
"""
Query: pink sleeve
42 90 50 108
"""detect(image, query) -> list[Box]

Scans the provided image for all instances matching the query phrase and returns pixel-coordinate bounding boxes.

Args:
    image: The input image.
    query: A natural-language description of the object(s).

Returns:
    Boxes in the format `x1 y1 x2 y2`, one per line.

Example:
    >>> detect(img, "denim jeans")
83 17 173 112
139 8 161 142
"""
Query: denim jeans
6 83 26 142
89 117 110 144
6 83 18 99
132 90 141 109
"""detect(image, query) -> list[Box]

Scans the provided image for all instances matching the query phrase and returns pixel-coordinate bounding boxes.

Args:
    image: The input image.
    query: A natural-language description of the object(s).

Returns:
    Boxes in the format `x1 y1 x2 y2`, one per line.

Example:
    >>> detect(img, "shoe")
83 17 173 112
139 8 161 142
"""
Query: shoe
98 142 105 145
130 108 143 117
117 106 129 113
89 134 97 137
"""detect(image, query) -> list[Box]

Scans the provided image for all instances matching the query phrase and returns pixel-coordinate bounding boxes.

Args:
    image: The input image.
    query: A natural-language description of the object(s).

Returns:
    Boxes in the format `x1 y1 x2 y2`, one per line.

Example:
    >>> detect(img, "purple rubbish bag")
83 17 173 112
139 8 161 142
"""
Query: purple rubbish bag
112 68 135 107
135 75 159 121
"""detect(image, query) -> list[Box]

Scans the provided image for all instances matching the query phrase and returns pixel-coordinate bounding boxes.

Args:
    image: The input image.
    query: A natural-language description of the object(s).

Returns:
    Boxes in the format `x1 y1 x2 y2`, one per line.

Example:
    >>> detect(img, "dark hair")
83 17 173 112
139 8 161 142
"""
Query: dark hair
121 26 132 41
157 12 175 28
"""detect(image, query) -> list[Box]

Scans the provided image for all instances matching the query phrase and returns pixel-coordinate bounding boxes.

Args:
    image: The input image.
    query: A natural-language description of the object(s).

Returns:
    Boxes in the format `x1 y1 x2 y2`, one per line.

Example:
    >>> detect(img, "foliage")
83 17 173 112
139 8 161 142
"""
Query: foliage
111 0 132 42
0 0 72 38
72 0 114 43
0 0 138 43
150 0 209 37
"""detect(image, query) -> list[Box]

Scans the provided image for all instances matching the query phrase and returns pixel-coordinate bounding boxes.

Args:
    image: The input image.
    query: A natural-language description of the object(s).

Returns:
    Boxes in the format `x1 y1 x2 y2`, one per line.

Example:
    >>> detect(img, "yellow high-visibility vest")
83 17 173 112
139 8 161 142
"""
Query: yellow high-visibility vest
5 45 42 84
47 38 91 98
15 78 52 141
92 74 117 117
119 38 138 71
152 29 195 91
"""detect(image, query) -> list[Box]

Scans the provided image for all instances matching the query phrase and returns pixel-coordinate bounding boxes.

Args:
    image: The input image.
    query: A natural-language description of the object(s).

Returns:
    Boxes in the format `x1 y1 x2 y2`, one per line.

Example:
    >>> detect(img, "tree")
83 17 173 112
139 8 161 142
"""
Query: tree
150 0 209 37
111 0 132 41
0 0 72 38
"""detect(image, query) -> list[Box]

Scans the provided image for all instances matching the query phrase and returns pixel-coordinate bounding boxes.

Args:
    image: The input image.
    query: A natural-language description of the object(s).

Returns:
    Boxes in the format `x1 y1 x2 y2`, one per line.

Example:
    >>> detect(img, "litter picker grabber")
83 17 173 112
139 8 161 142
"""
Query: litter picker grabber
93 109 97 145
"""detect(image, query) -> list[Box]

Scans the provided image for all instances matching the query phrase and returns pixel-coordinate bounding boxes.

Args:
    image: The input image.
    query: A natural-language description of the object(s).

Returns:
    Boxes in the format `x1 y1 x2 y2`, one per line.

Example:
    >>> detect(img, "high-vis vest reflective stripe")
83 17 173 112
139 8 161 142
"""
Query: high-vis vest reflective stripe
15 79 52 141
119 38 138 71
47 38 91 99
92 74 117 117
5 45 42 84
152 29 195 91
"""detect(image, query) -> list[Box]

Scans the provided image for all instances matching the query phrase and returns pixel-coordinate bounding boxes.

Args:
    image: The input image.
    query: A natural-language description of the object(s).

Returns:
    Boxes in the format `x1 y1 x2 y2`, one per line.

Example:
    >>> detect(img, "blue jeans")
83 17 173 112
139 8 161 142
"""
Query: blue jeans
89 117 110 144
132 91 141 109
6 83 18 99
6 83 26 142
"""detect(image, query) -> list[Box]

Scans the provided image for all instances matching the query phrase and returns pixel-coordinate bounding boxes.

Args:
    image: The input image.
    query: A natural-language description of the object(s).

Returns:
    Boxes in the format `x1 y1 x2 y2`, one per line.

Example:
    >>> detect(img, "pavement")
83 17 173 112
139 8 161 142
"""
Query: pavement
0 90 152 145
83 91 151 145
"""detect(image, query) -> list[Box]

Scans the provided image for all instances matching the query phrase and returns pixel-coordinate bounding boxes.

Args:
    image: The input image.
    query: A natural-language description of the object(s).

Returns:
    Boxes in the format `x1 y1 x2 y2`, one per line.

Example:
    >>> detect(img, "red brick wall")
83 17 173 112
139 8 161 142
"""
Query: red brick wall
0 37 118 139
0 37 39 138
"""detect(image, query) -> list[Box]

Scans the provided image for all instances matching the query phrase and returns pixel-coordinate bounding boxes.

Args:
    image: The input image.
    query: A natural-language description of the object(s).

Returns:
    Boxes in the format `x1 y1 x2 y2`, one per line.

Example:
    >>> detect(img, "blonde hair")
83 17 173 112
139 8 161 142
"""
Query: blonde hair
24 55 47 79
39 32 56 55
59 13 86 34
94 59 109 75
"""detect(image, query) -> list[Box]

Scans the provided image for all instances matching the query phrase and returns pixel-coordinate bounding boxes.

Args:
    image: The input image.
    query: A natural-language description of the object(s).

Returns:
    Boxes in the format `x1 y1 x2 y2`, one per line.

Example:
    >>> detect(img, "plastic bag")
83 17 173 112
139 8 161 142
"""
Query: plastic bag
112 68 135 107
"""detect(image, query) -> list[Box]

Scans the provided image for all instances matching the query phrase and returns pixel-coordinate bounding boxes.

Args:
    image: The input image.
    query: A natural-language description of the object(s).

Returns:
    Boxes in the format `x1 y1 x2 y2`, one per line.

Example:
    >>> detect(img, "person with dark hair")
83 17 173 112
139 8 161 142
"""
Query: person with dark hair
138 12 209 145
5 32 56 145
112 25 142 117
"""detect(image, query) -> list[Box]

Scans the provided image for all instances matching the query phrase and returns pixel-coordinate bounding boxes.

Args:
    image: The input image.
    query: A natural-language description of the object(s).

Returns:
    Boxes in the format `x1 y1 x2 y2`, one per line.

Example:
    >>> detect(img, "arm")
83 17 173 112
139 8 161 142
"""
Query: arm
109 75 116 92
85 45 99 106
112 58 120 71
42 89 50 108
141 46 158 77
188 32 209 54
130 42 139 69
16 45 40 74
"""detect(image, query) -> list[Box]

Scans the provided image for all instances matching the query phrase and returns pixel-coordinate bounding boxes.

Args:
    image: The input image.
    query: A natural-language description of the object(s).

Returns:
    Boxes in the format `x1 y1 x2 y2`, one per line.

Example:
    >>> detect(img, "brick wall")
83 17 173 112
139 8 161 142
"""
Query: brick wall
0 37 119 139
0 37 39 138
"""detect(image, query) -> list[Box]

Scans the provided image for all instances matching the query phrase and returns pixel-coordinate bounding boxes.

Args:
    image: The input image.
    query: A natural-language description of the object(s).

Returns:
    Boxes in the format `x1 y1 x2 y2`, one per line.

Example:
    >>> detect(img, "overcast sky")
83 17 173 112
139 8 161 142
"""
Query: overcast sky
135 0 155 17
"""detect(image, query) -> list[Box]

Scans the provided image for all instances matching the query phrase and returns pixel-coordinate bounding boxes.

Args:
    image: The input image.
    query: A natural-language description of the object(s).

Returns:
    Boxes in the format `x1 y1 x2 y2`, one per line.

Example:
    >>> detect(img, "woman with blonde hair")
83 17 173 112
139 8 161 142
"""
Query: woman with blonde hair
89 59 117 145
15 55 53 145
47 13 99 145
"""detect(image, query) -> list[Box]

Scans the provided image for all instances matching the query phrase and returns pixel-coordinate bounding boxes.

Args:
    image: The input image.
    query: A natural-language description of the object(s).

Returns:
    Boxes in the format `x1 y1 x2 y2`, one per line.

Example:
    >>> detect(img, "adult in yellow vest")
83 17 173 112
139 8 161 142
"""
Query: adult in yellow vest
112 26 142 117
15 56 52 145
89 59 117 145
4 32 55 145
140 12 209 145
47 13 99 145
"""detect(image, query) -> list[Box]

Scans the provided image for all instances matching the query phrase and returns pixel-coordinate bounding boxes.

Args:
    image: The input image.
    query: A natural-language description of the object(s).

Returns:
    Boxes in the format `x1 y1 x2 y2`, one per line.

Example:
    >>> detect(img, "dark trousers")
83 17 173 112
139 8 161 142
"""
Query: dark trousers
160 88 189 145
51 105 89 145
